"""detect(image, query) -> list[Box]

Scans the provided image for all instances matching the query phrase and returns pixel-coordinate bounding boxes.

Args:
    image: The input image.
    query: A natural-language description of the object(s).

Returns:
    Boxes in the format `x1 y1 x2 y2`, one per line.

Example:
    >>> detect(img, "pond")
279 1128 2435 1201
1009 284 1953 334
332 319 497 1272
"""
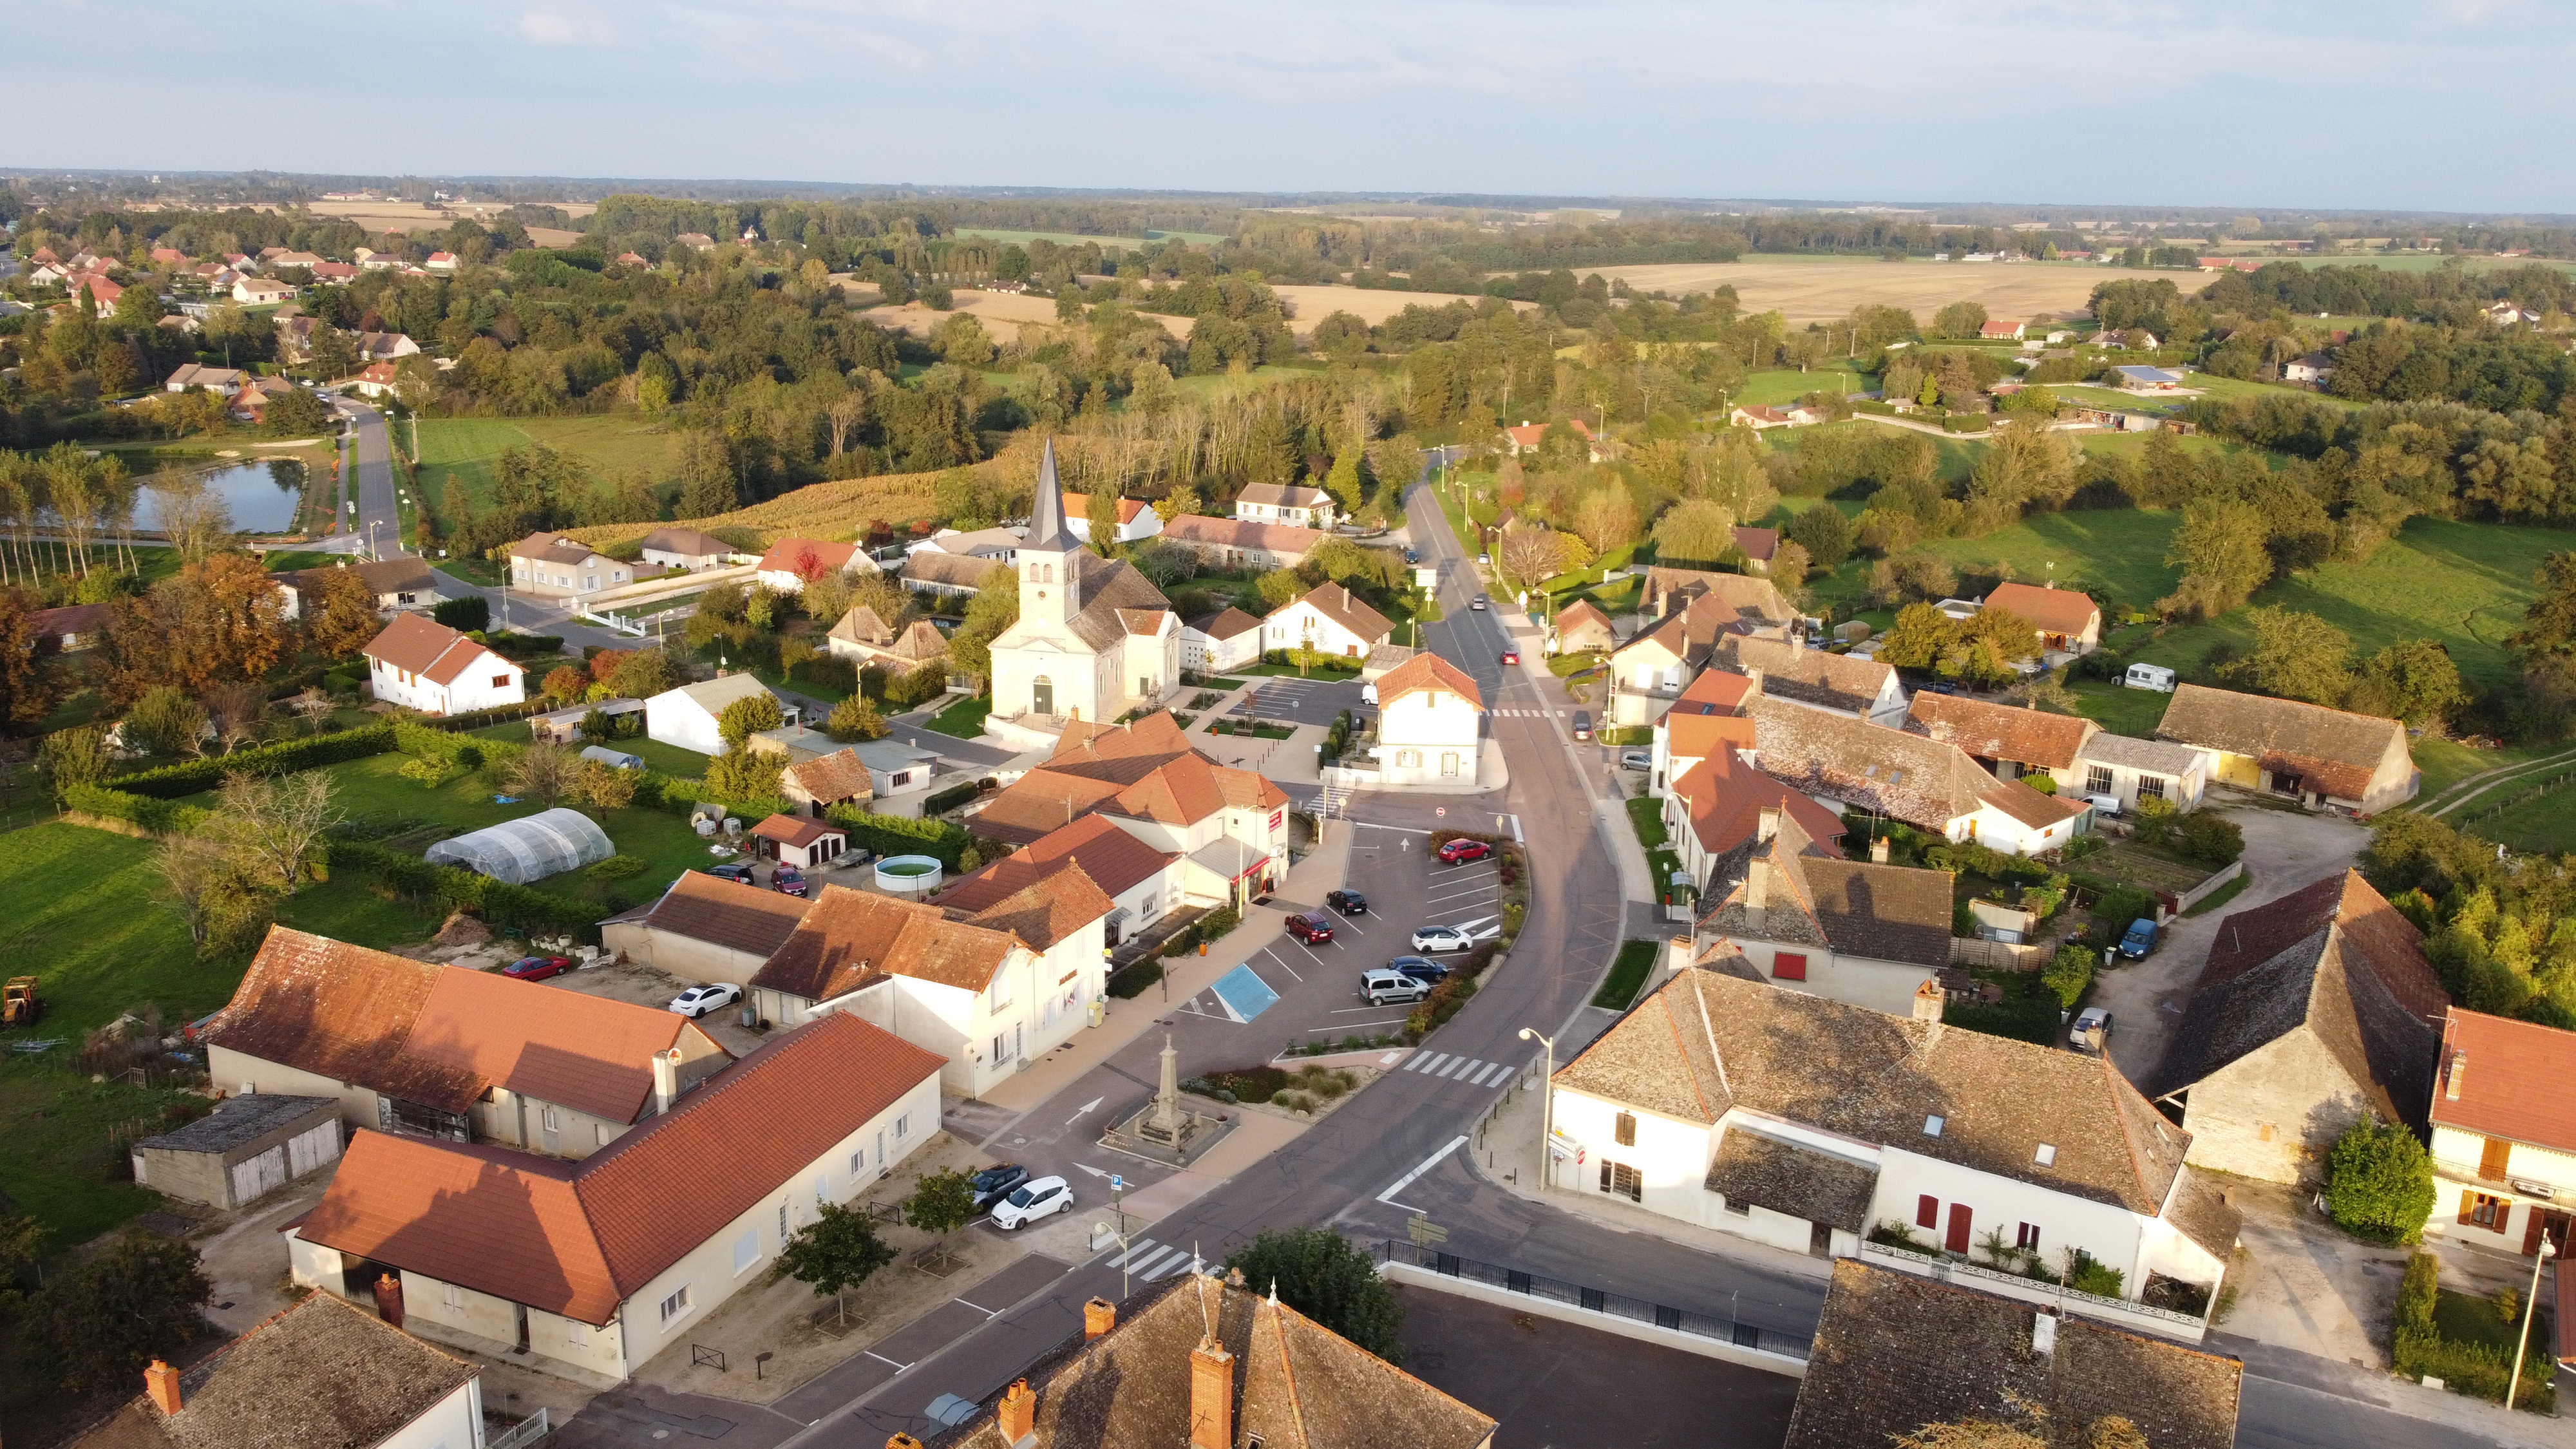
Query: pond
137 460 307 534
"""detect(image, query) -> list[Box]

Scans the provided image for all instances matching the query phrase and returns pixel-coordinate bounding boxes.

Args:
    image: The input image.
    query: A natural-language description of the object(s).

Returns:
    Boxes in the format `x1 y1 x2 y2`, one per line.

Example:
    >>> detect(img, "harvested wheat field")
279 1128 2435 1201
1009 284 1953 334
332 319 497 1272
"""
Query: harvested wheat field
860 290 1191 345
566 471 942 553
1591 256 2212 326
299 198 595 236
1269 285 1539 336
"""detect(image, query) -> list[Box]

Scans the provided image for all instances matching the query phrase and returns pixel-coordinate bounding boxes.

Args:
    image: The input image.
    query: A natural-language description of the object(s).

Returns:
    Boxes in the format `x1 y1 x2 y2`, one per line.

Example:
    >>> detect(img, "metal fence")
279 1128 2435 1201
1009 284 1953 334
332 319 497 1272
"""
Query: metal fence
1378 1241 1812 1361
489 1408 550 1449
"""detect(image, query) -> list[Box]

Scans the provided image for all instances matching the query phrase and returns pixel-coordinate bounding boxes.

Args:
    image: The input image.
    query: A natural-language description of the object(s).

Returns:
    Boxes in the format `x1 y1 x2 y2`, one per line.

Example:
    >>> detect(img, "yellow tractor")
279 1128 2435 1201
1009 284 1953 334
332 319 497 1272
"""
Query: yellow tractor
1 976 37 1028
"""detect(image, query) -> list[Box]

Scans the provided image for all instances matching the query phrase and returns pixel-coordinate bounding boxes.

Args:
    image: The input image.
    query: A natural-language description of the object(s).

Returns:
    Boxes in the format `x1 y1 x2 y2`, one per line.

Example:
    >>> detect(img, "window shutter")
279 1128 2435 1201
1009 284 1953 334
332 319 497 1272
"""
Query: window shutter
2460 1189 2477 1225
1917 1195 1938 1229
2481 1136 2513 1180
1615 1112 1636 1147
1772 953 1808 982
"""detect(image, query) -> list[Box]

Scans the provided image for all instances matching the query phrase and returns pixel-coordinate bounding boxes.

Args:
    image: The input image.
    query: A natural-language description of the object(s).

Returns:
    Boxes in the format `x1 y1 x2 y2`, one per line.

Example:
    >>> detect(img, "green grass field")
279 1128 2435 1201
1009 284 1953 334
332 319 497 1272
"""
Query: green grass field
1731 365 1868 407
413 414 685 516
927 694 993 739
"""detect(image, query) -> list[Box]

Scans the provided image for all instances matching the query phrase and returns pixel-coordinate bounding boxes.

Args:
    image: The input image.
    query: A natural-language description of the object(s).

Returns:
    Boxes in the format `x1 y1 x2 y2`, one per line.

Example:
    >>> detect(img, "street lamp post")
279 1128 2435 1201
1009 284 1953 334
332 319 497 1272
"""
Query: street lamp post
2508 1236 2557 1410
1518 1027 1556 1188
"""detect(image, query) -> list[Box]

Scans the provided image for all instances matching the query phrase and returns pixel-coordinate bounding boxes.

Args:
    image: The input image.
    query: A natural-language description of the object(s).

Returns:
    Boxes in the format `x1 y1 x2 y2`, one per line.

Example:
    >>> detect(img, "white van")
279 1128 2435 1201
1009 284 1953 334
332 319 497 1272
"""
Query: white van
2123 662 2177 693
1361 683 1378 706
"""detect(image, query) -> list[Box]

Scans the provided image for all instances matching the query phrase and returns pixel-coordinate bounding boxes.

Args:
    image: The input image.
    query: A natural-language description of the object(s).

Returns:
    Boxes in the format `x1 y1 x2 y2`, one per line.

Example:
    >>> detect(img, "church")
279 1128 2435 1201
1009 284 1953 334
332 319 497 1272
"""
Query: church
987 441 1181 734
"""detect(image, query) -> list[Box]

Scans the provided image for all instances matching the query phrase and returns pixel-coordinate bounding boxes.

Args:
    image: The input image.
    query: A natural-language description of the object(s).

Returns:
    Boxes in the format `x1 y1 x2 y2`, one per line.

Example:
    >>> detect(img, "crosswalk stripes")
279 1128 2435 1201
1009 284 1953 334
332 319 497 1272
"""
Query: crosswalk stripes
1494 708 1567 718
1401 1052 1522 1087
1108 1238 1160 1268
1144 1248 1200 1282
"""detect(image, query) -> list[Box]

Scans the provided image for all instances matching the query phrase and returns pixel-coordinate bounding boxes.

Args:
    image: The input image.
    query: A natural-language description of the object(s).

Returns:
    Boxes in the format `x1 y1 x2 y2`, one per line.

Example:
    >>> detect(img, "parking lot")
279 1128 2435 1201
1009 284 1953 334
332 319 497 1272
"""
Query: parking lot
1227 675 1370 726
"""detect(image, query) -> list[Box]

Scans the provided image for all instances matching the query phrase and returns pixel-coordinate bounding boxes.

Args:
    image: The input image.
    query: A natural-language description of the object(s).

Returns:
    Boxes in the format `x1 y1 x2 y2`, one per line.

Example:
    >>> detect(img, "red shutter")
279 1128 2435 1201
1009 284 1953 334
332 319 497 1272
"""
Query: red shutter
1946 1203 1974 1255
1772 953 1808 981
1917 1195 1938 1229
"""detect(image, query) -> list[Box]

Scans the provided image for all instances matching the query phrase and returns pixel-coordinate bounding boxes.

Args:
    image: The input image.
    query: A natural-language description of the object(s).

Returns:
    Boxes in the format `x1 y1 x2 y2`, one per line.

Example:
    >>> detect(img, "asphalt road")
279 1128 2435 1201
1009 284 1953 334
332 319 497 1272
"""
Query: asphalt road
327 399 404 560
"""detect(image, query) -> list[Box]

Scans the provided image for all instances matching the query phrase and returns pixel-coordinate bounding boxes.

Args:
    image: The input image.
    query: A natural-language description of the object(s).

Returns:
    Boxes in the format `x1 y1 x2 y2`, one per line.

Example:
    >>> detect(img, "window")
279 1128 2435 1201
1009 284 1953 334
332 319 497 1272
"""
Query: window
2034 1144 2057 1168
1924 1115 1945 1137
733 1228 759 1273
894 1112 911 1140
851 1148 867 1177
1917 1195 1939 1229
1772 952 1808 982
2086 766 2114 795
1615 1112 1637 1147
493 674 510 689
993 1032 1010 1062
567 1322 589 1348
1441 752 1459 777
2136 775 2164 802
779 1202 790 1242
2481 1137 2514 1180
2468 1193 2506 1228
2016 1222 2041 1252
659 1285 692 1322
540 1105 559 1131
1723 1199 1751 1216
442 1282 464 1311
988 977 1013 1014
1600 1160 1642 1201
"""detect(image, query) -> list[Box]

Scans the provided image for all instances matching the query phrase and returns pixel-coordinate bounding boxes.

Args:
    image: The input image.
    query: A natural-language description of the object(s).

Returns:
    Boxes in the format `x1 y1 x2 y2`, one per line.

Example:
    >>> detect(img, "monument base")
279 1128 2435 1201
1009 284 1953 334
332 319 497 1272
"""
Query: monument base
1100 1098 1238 1168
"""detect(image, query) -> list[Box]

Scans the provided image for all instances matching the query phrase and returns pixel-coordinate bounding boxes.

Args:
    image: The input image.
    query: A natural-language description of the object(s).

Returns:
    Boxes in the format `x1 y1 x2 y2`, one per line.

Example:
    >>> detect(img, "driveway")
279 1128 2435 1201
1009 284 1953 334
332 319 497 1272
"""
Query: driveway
2094 799 2370 1087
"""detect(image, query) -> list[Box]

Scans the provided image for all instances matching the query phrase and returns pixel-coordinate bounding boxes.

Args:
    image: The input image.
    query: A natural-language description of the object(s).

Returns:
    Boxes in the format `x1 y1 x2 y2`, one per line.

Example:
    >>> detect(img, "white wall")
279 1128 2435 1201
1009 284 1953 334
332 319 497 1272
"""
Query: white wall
824 934 1104 1097
378 1370 483 1449
1379 688 1482 786
1873 1145 2153 1289
1262 601 1378 659
646 696 726 756
370 652 525 715
210 1046 384 1133
1731 938 1936 1018
1183 628 1258 672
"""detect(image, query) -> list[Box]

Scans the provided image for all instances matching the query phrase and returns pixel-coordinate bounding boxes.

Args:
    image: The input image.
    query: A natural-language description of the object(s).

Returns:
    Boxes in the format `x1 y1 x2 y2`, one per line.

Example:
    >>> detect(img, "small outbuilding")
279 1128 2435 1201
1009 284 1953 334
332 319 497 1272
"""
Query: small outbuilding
424 808 614 885
749 814 850 869
579 744 645 771
130 1094 341 1209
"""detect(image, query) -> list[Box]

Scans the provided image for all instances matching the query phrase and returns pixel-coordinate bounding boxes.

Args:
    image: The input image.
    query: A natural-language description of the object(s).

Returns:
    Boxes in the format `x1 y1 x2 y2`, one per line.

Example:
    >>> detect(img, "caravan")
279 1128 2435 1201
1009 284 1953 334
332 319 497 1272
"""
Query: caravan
2124 662 2177 692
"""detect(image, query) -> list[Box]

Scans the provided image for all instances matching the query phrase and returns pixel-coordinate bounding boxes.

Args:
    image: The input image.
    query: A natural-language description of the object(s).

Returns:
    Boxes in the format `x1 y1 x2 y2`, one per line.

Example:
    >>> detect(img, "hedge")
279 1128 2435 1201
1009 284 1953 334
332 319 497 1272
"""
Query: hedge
106 724 397 799
64 781 211 835
2391 1253 2557 1411
418 699 552 733
922 780 980 815
327 838 603 942
823 804 974 868
1942 413 1993 433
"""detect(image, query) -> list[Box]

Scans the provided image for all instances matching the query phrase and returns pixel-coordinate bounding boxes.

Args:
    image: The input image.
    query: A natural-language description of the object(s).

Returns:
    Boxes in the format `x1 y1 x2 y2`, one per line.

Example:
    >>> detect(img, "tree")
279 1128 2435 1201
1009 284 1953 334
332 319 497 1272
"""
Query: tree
2042 945 2094 1009
1224 1227 1405 1363
1929 301 1991 340
1571 484 1640 556
2220 606 2354 706
1649 498 1738 568
947 580 1020 682
1768 540 1812 594
2324 1118 2436 1244
777 1199 899 1326
2159 501 2271 621
704 744 786 802
0 588 61 726
904 1168 980 1270
147 471 232 567
1086 488 1122 555
1876 603 1964 671
576 757 638 819
1786 504 1853 572
2008 667 2079 714
36 1232 210 1392
432 595 491 632
152 834 233 949
718 691 785 748
676 430 739 518
2350 638 2465 729
828 694 889 741
542 665 591 705
301 567 383 660
123 685 207 757
37 725 108 801
207 770 340 893
1497 524 1566 591
506 743 578 806
602 647 679 699
1256 569 1305 611
262 385 330 439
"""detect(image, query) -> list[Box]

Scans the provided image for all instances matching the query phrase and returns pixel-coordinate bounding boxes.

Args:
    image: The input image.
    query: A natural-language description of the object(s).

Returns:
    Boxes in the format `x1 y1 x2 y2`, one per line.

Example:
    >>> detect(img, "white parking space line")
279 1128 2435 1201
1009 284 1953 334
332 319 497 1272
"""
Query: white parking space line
1310 1018 1408 1032
1260 948 1305 985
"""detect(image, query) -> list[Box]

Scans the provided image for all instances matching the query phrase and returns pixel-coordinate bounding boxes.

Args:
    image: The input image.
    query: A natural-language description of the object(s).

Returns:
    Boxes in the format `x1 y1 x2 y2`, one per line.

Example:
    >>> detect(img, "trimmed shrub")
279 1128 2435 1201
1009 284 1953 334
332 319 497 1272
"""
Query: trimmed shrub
822 804 974 869
63 782 211 835
922 780 980 815
106 724 396 799
2042 944 2095 1009
1106 961 1164 998
2325 1119 2436 1244
432 596 491 632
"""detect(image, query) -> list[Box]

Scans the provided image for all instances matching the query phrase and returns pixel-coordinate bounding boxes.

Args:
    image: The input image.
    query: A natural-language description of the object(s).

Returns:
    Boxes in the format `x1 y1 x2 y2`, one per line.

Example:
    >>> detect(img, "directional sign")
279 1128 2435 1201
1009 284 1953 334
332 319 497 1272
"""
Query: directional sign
1407 1215 1449 1247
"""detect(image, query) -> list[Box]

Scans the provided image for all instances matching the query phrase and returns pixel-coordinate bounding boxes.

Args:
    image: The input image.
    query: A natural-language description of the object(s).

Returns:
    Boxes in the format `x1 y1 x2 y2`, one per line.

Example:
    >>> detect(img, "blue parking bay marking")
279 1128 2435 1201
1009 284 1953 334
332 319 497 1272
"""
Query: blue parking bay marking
1209 963 1281 1023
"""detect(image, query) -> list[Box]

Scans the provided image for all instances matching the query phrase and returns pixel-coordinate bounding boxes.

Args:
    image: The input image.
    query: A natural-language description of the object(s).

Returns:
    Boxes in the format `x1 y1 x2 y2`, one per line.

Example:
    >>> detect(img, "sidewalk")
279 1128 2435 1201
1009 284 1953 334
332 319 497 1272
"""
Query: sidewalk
974 824 1355 1118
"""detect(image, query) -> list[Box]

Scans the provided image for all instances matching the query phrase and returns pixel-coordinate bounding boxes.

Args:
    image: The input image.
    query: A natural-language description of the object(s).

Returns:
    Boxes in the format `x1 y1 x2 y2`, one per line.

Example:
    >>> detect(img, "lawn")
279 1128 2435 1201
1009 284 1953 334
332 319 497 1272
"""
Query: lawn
413 415 684 516
0 1057 208 1250
1915 508 2184 612
1591 939 1659 1012
927 694 993 739
1624 795 1683 901
1730 364 1869 408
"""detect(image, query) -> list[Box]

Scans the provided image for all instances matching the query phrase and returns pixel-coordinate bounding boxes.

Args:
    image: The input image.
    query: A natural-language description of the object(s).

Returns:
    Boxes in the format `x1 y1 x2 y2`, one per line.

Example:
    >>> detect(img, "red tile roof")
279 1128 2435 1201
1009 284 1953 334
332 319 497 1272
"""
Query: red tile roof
1374 651 1484 711
1906 692 2099 772
361 612 515 688
299 1013 943 1324
940 815 1178 907
1061 492 1149 525
2430 1007 2576 1151
1160 515 1326 556
1671 752 1846 859
757 536 862 578
1731 526 1778 562
1984 581 2100 638
751 814 843 849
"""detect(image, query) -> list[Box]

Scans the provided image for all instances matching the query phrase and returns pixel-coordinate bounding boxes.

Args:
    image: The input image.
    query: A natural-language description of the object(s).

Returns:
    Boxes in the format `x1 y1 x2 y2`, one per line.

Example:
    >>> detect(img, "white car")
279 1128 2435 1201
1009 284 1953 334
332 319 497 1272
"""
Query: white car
990 1175 1072 1229
2082 794 2122 816
1411 925 1472 953
668 983 743 1018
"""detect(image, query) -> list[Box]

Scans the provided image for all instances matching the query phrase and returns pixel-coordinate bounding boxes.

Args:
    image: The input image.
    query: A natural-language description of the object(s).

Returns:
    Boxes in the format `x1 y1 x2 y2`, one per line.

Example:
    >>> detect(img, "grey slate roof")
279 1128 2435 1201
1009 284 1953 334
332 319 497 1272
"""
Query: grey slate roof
1697 811 1953 967
1024 437 1081 553
1705 1128 1879 1232
136 1095 334 1155
2072 730 2204 776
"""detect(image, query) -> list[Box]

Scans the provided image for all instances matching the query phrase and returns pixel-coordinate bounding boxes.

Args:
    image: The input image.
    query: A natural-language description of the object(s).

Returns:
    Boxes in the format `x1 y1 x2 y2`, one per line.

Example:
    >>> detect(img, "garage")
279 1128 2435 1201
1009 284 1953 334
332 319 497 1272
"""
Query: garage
131 1094 343 1210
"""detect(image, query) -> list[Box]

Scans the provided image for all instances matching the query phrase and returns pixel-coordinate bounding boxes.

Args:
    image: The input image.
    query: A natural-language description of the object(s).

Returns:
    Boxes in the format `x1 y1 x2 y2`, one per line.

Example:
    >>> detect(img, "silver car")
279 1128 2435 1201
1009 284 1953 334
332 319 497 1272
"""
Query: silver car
1361 969 1431 1006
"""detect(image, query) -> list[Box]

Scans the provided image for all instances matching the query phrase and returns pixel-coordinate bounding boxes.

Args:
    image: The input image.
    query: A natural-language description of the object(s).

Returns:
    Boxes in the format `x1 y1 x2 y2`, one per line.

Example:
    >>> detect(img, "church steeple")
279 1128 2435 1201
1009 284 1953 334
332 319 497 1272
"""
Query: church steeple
1026 438 1080 554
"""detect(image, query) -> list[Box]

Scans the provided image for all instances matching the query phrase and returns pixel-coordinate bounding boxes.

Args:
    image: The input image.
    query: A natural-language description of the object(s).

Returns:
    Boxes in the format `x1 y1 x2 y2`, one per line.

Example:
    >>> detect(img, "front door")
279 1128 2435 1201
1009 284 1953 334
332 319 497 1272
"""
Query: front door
1032 677 1054 716
515 1302 531 1353
2525 1207 2571 1256
1945 1202 1974 1255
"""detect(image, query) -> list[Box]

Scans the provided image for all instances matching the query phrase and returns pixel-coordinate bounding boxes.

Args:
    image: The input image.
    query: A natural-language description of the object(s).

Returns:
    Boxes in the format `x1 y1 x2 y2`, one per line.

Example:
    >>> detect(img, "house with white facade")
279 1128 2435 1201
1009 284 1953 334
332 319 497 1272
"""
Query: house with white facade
755 536 871 594
1719 636 1908 725
507 531 633 599
1263 582 1392 661
2071 732 2209 813
647 674 781 757
1689 806 1955 1016
1061 491 1166 544
205 927 730 1155
1372 652 1487 787
287 1012 943 1383
361 614 526 715
749 876 1111 1095
1182 607 1263 672
938 813 1182 951
1549 965 2239 1337
1608 580 1799 728
1157 515 1325 571
1985 580 2103 658
641 527 738 572
987 442 1180 732
271 556 442 617
2145 871 2447 1188
1232 482 1339 529
1750 697 2088 857
2424 1008 2576 1258
70 1293 488 1449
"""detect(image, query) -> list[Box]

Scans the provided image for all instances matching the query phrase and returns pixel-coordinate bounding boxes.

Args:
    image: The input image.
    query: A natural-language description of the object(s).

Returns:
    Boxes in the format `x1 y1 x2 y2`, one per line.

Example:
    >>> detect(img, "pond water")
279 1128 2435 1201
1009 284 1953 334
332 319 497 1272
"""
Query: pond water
135 460 306 534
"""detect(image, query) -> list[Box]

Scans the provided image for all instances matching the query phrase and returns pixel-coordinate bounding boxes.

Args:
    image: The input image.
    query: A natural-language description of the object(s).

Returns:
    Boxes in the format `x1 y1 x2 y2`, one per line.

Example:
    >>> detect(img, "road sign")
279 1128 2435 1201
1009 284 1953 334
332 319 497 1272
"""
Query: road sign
1110 1175 1124 1193
1435 807 1446 818
1407 1215 1449 1247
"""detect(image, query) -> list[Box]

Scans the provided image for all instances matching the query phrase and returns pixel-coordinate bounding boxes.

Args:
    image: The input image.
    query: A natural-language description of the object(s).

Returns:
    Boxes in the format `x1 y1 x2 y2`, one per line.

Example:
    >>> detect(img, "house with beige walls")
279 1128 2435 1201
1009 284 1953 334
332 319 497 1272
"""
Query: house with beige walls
601 870 815 988
1373 650 1486 786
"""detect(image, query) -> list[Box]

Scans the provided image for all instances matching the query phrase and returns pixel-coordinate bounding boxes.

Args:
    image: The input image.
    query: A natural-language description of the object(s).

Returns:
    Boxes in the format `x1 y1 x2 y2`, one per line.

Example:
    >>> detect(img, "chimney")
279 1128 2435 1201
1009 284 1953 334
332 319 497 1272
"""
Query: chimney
1745 667 1765 698
144 1359 183 1417
2447 1049 2466 1101
1871 836 1891 865
1756 805 1781 844
1189 1337 1235 1449
1790 628 1804 653
1084 1297 1116 1339
998 1379 1037 1446
652 1046 682 1115
887 1437 926 1449
1913 980 1946 1026
373 1271 404 1327
1666 934 1696 983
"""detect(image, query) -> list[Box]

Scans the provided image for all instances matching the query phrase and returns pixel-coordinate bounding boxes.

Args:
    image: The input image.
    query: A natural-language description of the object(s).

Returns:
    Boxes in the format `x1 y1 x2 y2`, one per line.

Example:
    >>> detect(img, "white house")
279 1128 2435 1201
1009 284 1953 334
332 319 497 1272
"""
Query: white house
1690 806 1956 1018
641 527 737 573
755 536 872 594
2424 1007 2576 1258
2071 732 2209 813
507 532 634 599
2285 352 2337 385
1373 652 1486 786
938 813 1182 951
750 878 1112 1095
647 674 781 757
232 276 295 305
987 442 1180 730
287 1012 944 1383
1262 582 1392 661
1549 963 2239 1337
1182 608 1262 672
361 613 526 716
1233 481 1339 529
1062 491 1166 544
70 1293 487 1449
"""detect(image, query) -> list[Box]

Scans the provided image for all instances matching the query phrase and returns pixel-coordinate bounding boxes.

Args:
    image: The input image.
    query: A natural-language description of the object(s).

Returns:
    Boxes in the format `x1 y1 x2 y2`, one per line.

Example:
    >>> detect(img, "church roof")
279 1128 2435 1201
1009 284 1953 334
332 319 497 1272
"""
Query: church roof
1025 438 1081 554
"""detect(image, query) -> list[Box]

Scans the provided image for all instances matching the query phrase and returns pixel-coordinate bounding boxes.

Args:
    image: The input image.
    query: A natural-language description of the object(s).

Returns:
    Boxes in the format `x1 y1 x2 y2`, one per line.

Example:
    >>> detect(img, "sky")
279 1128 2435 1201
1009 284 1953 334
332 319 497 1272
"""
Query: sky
10 0 2576 213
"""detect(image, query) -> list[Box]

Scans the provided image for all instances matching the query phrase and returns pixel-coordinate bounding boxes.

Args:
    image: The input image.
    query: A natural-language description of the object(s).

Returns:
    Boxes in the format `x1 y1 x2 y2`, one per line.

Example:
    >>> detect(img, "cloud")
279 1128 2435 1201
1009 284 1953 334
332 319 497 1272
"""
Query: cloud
517 8 618 44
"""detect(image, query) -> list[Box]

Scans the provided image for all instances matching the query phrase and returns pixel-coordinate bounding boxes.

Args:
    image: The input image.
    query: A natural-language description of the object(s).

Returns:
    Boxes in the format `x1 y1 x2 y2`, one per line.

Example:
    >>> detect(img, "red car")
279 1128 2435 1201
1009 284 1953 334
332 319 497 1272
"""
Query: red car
501 956 570 981
1437 838 1493 866
1284 912 1336 945
1500 649 1520 666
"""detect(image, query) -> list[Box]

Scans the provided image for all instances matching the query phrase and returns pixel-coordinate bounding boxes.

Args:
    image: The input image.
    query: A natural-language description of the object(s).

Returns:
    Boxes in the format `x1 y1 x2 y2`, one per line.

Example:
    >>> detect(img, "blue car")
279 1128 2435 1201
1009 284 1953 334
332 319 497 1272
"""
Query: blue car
2118 918 2159 959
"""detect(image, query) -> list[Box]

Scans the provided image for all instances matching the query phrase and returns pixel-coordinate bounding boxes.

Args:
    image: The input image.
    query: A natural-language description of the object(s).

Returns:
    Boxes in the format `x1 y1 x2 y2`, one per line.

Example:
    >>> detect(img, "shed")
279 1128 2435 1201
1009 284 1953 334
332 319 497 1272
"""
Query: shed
131 1094 340 1209
749 813 850 869
424 808 614 885
580 744 645 770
